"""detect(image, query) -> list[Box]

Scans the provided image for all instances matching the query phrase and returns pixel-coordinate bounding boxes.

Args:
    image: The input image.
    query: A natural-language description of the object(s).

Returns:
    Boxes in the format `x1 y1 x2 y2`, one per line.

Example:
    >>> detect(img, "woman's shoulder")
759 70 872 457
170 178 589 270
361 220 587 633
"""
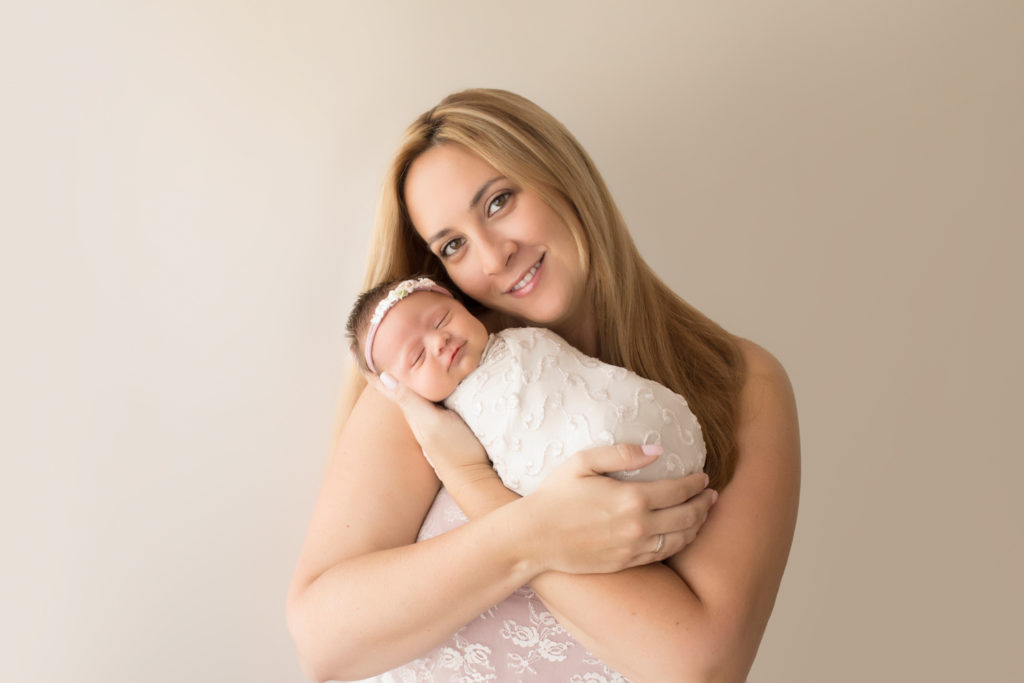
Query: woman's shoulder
730 336 800 466
734 336 793 396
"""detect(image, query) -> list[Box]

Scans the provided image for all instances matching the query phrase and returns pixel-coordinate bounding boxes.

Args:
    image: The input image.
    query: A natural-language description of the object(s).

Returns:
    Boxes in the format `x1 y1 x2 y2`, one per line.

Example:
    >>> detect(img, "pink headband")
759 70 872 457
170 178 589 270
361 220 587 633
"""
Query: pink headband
364 277 453 373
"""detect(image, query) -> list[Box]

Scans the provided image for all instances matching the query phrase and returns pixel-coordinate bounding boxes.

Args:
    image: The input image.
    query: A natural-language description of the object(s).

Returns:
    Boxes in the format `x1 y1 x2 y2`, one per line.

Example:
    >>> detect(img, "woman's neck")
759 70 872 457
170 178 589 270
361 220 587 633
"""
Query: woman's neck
553 302 599 357
479 304 599 357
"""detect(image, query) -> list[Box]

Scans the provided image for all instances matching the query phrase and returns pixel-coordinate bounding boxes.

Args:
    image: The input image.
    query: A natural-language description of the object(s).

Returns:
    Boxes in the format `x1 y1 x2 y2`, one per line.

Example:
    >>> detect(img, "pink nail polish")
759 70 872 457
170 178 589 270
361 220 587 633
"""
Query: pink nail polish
710 490 719 504
641 443 663 456
380 372 397 391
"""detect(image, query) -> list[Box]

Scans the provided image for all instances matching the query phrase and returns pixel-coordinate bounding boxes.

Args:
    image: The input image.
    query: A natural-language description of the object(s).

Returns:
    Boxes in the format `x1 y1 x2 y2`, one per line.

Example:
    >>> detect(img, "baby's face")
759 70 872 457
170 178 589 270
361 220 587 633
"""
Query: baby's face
370 291 489 402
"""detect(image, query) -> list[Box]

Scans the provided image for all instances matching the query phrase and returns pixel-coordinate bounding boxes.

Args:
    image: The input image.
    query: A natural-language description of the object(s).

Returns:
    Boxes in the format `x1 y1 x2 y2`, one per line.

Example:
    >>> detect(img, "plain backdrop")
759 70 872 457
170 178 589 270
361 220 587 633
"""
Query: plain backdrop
3 1 1021 681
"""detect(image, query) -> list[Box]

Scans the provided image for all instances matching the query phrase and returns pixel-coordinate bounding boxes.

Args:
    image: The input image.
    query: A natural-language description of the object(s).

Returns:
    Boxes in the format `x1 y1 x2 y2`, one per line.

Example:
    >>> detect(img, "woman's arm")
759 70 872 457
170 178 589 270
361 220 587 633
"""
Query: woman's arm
437 340 800 683
286 384 697 681
661 339 800 681
286 388 535 680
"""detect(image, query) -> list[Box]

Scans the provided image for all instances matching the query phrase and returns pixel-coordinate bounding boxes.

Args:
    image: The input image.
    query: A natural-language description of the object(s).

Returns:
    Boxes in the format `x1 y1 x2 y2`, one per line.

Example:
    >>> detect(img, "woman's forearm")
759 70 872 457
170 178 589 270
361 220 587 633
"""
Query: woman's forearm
433 342 800 683
529 566 720 682
288 389 553 682
288 498 539 682
440 467 723 682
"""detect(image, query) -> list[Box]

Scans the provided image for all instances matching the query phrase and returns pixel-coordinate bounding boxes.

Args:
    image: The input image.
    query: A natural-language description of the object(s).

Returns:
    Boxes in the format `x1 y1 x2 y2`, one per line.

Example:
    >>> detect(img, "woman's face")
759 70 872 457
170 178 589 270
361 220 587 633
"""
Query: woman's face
403 144 590 336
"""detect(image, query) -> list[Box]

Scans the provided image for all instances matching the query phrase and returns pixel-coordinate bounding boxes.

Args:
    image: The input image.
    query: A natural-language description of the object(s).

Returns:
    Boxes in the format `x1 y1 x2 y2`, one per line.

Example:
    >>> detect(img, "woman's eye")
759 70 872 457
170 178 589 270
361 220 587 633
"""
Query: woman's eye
486 191 511 217
440 237 465 258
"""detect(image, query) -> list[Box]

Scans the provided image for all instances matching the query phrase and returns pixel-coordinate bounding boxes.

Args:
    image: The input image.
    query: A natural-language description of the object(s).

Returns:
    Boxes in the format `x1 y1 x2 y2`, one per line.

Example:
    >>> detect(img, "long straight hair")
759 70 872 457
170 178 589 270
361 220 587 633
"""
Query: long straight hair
338 89 746 489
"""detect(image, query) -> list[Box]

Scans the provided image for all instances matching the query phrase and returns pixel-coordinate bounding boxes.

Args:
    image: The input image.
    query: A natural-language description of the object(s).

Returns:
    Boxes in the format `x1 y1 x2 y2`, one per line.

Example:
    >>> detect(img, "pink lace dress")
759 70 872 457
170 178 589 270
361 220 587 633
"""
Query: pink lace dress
356 488 630 682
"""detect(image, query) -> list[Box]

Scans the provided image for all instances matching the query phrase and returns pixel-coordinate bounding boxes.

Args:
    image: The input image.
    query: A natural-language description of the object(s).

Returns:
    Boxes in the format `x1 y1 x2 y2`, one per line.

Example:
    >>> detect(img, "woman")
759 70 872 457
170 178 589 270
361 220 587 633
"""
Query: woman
287 89 800 682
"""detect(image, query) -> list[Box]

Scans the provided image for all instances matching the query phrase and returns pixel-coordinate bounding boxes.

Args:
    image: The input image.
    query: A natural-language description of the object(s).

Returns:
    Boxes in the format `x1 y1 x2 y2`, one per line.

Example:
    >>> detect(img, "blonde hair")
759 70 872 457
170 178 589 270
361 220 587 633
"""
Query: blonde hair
338 88 746 489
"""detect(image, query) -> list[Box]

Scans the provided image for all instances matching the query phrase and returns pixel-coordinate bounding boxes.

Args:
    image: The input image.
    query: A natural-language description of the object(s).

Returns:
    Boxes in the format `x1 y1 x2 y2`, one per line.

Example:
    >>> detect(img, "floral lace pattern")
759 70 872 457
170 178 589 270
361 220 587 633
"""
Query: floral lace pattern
357 489 631 682
445 327 705 496
359 327 705 682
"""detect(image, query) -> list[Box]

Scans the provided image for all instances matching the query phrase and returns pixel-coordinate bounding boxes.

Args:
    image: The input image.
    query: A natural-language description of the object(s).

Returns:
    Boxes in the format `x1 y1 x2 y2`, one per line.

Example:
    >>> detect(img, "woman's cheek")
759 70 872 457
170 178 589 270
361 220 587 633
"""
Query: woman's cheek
449 269 490 304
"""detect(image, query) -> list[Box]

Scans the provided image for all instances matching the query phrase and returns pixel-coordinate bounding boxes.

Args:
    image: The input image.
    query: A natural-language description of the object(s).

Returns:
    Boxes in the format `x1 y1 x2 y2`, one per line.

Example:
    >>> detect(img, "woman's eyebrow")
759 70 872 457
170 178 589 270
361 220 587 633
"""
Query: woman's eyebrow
425 175 504 247
469 176 504 211
426 228 453 248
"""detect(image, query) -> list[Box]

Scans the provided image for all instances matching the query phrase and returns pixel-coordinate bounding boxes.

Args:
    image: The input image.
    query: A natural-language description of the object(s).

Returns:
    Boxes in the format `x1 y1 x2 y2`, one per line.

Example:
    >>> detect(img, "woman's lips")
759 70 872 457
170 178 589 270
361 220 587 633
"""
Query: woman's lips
507 256 543 298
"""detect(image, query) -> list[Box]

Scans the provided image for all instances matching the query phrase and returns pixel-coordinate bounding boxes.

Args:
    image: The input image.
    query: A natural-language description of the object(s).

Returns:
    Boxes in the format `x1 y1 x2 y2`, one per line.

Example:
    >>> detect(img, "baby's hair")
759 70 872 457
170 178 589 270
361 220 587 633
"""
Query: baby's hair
346 274 458 373
346 278 404 373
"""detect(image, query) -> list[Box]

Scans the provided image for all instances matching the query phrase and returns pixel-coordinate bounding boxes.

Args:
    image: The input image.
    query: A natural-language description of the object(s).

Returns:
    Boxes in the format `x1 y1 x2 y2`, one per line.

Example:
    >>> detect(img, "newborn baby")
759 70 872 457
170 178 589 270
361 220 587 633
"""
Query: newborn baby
347 276 705 495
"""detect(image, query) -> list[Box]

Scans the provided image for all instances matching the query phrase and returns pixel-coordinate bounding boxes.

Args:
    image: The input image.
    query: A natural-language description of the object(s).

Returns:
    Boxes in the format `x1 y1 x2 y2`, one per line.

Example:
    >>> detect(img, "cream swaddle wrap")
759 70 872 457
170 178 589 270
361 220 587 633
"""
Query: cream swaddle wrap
444 327 705 496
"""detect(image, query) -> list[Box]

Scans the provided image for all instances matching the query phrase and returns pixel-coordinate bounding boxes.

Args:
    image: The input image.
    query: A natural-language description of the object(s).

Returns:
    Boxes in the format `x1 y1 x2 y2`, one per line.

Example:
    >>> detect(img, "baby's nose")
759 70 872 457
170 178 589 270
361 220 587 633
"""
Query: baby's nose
429 330 451 353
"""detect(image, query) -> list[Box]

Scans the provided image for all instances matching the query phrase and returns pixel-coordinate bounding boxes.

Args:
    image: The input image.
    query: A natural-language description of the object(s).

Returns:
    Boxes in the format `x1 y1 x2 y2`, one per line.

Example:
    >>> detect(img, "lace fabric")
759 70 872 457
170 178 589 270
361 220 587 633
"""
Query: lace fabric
360 327 706 681
357 488 630 683
445 327 705 496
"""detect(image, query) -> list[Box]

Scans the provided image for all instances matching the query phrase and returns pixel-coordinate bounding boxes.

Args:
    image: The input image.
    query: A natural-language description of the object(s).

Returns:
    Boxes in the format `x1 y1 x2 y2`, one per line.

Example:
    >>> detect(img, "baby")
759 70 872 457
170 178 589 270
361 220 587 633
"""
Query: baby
347 276 706 495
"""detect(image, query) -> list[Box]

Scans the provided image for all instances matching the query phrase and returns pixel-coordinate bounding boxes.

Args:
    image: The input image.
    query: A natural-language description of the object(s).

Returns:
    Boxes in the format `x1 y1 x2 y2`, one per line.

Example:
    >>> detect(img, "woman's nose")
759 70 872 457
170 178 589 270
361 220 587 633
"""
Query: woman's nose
478 232 516 276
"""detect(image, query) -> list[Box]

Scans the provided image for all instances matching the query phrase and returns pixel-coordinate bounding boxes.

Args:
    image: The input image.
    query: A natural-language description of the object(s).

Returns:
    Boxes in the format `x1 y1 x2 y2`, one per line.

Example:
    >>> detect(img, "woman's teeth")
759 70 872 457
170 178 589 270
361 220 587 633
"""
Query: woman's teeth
510 261 541 292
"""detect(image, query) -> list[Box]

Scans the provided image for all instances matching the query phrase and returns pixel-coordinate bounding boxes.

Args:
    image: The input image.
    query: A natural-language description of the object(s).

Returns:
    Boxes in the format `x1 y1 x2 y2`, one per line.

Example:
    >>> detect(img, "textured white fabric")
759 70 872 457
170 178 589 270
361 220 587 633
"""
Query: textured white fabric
444 327 706 495
358 328 706 681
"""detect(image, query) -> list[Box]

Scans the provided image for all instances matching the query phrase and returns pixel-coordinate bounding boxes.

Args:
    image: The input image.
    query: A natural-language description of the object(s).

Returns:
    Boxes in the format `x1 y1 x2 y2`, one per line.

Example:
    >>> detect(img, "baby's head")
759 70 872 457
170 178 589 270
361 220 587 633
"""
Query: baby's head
347 277 489 402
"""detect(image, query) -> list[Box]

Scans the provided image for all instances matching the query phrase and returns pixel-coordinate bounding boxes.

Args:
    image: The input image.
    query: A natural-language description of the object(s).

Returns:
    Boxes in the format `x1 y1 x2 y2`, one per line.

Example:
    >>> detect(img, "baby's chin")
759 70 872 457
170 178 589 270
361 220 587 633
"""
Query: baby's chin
444 355 482 398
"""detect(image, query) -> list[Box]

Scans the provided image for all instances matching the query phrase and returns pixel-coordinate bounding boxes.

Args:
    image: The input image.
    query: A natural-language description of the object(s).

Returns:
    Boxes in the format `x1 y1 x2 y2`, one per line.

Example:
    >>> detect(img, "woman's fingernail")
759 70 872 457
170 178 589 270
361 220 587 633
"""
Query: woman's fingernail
704 474 710 487
641 443 663 456
710 490 719 504
380 372 397 391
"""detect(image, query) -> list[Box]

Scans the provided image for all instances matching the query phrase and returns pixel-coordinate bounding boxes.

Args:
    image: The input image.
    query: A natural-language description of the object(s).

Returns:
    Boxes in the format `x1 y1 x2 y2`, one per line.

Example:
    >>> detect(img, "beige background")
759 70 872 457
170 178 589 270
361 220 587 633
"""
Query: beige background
3 1 1021 681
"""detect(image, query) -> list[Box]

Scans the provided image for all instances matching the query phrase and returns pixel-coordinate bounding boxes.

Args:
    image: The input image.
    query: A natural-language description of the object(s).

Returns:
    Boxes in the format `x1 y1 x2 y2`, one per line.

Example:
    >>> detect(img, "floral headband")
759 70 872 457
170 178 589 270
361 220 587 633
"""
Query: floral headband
364 277 453 373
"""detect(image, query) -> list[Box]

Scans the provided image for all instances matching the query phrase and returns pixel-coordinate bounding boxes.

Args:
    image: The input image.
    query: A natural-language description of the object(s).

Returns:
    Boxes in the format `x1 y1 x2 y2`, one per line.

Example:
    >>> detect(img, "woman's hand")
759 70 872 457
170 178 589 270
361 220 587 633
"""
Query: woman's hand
362 366 716 576
363 369 494 491
523 444 717 575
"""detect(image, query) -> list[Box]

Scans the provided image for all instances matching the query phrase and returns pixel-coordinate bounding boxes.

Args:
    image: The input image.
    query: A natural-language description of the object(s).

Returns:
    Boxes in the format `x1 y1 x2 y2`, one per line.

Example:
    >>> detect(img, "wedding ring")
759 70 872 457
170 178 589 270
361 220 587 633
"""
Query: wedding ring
654 533 664 554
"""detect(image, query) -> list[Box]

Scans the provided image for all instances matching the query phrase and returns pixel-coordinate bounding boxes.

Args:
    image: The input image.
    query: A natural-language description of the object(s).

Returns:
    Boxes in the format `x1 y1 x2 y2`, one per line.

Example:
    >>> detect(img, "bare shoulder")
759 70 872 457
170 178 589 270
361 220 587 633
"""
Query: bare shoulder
726 336 800 522
736 337 794 395
733 338 799 449
664 336 800 677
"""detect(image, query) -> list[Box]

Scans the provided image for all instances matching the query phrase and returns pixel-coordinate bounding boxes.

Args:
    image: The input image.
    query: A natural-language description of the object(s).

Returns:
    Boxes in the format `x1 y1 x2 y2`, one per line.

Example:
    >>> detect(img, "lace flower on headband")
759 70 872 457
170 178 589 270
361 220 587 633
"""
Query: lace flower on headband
364 277 452 373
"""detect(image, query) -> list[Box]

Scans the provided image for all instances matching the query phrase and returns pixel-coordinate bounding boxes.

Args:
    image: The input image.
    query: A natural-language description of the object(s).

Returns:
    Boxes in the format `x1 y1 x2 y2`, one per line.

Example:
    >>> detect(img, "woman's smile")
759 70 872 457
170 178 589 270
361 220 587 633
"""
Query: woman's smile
506 255 544 296
403 144 590 335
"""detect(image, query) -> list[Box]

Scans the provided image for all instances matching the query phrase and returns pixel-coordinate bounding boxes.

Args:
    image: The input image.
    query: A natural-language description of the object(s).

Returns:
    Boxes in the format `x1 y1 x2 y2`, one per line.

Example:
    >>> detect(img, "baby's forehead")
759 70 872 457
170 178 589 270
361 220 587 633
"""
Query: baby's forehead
382 290 459 327
403 289 448 306
374 291 452 355
388 289 453 315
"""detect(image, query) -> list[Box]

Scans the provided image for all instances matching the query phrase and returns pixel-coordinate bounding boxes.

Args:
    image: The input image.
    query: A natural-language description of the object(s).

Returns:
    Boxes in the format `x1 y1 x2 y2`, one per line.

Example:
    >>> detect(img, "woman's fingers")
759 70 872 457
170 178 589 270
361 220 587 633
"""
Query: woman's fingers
619 470 716 566
361 368 444 439
639 471 713 511
655 486 716 533
380 374 444 436
633 487 717 563
571 442 662 477
364 370 491 477
529 446 720 573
